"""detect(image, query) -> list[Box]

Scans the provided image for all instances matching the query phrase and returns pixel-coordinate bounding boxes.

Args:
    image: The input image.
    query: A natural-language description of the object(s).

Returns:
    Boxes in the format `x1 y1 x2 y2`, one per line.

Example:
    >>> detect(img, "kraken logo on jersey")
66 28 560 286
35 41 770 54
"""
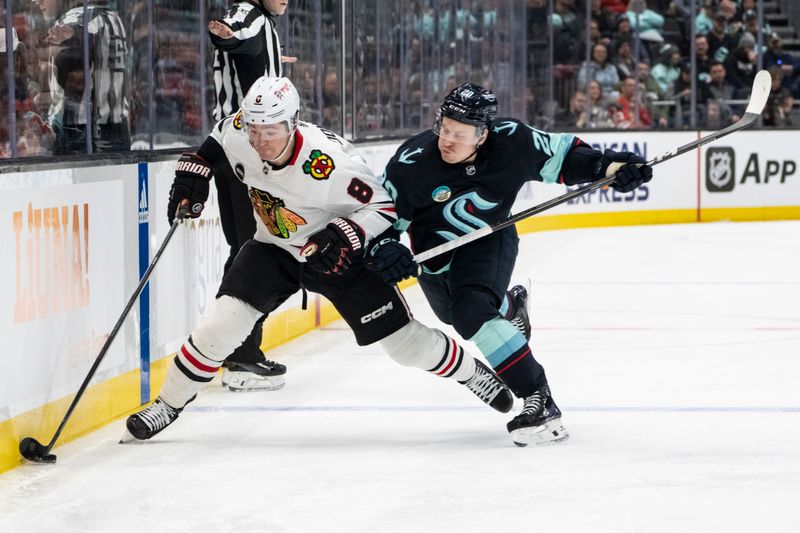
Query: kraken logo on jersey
436 191 500 241
248 188 307 238
302 149 336 180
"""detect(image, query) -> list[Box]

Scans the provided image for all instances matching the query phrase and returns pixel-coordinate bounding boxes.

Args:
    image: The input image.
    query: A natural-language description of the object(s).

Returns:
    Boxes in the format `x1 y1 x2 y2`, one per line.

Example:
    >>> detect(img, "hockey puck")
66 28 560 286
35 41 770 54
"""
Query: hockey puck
19 437 57 464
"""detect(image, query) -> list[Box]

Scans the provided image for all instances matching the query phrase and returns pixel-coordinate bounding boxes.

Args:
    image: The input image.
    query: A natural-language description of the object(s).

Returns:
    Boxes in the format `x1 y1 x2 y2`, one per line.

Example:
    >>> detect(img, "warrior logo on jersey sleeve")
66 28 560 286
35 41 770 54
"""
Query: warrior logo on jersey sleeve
248 188 307 238
302 149 336 180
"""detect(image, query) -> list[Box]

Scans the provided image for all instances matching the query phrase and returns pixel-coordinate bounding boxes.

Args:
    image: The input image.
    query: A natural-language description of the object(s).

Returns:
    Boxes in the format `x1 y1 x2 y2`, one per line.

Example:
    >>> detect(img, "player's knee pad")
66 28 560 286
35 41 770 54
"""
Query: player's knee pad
191 295 264 362
450 286 501 340
379 319 475 381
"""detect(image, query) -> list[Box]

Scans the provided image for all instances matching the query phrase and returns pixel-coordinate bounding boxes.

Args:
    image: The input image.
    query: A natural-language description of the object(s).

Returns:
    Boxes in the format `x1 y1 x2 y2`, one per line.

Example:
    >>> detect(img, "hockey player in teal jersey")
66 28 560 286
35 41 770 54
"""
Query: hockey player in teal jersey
366 82 652 446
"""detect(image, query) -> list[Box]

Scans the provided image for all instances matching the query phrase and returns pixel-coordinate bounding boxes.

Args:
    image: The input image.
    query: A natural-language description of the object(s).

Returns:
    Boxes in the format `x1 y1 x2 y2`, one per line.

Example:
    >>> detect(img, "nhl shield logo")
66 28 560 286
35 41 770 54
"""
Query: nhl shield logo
706 147 735 192
432 186 452 202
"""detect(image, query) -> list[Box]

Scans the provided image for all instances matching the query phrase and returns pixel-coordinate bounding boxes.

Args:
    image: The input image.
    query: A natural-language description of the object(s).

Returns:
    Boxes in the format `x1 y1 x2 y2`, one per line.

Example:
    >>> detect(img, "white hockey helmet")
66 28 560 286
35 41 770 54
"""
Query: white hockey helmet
241 76 300 131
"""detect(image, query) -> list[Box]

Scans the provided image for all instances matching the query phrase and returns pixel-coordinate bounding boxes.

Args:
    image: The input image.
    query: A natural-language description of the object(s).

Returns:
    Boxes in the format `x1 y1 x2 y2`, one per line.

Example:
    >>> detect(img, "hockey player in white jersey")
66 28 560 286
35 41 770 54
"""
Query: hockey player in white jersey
124 77 513 442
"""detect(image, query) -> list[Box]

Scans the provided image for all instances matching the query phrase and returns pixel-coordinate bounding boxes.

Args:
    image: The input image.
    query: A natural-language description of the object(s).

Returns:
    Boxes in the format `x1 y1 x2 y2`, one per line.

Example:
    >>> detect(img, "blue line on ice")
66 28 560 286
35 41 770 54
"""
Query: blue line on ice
186 405 800 413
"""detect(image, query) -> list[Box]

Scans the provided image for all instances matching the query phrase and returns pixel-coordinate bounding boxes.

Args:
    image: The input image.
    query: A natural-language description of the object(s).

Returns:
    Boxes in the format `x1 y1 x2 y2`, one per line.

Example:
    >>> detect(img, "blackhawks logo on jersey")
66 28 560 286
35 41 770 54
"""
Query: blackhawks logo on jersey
249 188 307 239
302 149 335 180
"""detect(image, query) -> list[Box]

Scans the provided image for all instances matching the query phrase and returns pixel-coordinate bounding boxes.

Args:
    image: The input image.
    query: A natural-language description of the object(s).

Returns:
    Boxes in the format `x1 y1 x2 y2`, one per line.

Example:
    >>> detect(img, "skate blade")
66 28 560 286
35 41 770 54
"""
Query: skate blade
119 429 145 445
226 382 286 392
510 419 569 447
225 376 286 392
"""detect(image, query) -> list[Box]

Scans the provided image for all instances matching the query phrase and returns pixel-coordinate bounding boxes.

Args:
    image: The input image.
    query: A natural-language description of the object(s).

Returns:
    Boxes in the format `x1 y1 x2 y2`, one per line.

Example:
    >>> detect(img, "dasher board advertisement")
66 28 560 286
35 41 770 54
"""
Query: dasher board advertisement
0 180 125 421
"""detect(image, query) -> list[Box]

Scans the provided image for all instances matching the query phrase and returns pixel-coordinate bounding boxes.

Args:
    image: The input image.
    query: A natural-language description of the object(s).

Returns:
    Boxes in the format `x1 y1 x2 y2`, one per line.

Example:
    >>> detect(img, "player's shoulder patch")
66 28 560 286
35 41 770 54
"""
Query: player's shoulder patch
390 130 433 168
232 112 243 130
490 117 524 137
302 149 336 180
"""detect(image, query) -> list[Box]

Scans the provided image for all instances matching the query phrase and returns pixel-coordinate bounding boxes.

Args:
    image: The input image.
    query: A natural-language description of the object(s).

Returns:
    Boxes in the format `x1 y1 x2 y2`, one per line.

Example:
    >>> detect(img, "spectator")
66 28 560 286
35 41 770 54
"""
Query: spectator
695 3 713 36
717 0 738 23
321 68 341 132
612 75 653 129
735 9 772 48
588 19 606 48
707 11 735 63
764 33 796 86
551 0 581 64
611 14 633 52
706 61 736 103
651 43 682 94
706 61 740 123
578 43 620 99
601 0 629 15
0 27 55 157
695 35 713 82
557 90 587 128
763 65 794 127
591 0 617 41
626 0 665 41
638 61 669 127
153 59 194 136
614 38 637 80
725 35 758 92
668 60 710 127
585 79 615 128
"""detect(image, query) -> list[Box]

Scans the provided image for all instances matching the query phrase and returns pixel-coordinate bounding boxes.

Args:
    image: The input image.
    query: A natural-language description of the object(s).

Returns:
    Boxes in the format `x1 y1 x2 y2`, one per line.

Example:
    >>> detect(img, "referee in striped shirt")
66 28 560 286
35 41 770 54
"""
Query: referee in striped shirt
210 0 292 120
207 0 294 390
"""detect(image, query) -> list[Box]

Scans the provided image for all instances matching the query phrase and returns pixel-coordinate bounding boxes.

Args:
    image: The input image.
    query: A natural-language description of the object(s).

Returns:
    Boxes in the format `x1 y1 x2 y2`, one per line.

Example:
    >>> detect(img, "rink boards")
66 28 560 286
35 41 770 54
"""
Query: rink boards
1 130 799 473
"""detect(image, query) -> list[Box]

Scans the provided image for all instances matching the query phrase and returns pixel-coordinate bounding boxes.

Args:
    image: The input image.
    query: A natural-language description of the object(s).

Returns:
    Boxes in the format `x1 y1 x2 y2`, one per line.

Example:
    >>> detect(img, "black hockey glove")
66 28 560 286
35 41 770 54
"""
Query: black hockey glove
595 149 653 193
301 217 365 274
365 237 419 285
167 152 212 225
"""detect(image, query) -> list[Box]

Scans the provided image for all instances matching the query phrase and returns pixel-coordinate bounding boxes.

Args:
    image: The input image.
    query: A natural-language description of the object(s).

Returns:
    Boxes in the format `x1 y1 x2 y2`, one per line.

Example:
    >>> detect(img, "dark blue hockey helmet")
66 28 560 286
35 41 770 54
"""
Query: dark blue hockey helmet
434 82 498 133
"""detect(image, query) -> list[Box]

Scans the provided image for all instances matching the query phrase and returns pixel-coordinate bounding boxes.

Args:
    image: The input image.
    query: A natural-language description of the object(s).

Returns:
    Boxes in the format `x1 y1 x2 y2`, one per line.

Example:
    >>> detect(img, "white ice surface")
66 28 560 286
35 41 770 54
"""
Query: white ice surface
1 221 799 533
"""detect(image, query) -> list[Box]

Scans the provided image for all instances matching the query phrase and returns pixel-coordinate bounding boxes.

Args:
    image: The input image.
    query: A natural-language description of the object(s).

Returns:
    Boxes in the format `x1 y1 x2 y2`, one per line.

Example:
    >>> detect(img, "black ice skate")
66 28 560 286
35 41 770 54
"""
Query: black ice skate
221 359 286 392
121 396 193 442
461 360 514 413
507 384 568 447
507 282 531 341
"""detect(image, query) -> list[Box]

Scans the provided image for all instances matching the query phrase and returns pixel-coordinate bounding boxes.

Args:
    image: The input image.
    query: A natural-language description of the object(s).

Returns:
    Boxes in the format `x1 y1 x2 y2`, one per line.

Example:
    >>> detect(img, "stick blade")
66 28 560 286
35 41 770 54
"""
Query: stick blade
19 437 57 464
745 70 772 115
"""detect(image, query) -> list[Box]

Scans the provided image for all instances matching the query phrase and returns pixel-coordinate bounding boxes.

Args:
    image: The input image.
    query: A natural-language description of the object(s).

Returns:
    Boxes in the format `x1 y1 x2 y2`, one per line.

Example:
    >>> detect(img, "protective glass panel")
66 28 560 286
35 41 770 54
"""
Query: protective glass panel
5 0 131 156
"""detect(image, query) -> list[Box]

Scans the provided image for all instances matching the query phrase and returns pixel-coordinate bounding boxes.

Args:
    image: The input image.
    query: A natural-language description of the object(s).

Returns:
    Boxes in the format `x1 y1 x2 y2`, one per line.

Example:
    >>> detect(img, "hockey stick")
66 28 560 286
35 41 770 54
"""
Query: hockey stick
19 205 191 464
414 70 771 264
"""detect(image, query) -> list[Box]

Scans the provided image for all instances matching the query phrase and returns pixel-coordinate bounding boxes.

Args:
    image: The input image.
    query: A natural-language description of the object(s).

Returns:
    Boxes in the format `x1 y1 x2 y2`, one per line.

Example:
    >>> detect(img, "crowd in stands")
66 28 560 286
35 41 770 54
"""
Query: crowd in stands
552 0 800 130
2 0 800 159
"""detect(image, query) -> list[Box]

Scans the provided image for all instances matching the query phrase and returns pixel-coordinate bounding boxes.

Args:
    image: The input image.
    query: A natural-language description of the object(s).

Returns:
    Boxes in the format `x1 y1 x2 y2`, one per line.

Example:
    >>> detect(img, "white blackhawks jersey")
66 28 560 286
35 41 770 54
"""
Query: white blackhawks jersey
209 116 397 259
